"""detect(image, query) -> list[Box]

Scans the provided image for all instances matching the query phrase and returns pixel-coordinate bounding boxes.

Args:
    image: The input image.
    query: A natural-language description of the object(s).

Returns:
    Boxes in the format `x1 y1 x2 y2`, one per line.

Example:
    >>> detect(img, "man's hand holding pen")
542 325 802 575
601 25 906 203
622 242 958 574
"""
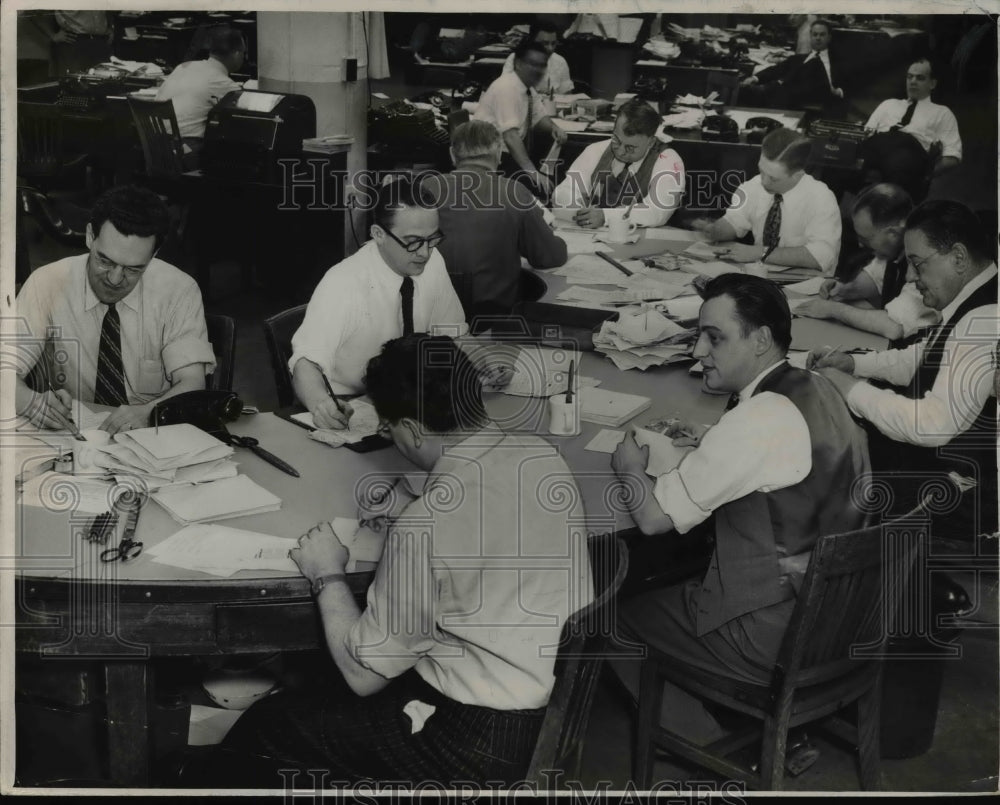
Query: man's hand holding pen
664 419 709 448
16 384 79 433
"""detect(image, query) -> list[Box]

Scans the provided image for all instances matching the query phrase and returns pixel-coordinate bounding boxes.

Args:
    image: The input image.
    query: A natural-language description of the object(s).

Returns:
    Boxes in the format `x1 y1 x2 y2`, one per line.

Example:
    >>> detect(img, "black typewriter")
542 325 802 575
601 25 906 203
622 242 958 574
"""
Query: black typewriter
56 73 126 111
807 119 870 166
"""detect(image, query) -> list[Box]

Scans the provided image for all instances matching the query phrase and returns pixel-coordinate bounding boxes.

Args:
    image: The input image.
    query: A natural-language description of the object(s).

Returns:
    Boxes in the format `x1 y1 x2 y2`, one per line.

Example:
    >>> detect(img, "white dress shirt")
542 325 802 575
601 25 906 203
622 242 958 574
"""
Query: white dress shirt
155 56 242 139
722 173 842 275
861 257 940 337
472 71 549 152
502 51 573 95
848 264 998 446
652 361 813 532
865 97 962 160
347 429 594 710
289 241 468 395
552 139 685 228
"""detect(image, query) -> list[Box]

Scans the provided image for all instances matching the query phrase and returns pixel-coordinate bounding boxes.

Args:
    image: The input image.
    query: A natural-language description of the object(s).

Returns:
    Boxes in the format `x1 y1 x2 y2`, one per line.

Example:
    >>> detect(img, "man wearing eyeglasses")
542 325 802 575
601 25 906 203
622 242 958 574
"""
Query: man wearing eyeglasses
289 178 468 430
552 100 684 229
811 200 998 543
10 185 215 435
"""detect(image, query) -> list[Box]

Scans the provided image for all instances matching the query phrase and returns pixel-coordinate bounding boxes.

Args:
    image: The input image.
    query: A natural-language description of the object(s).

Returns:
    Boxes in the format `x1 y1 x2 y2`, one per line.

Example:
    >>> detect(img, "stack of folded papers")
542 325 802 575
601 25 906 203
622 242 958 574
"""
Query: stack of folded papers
151 474 281 525
593 308 696 371
579 387 652 427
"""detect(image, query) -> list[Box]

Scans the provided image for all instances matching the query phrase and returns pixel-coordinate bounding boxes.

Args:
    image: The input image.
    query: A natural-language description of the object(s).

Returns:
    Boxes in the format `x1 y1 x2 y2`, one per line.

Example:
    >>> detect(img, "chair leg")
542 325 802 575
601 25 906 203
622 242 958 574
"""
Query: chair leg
633 660 662 788
856 677 884 791
759 714 788 790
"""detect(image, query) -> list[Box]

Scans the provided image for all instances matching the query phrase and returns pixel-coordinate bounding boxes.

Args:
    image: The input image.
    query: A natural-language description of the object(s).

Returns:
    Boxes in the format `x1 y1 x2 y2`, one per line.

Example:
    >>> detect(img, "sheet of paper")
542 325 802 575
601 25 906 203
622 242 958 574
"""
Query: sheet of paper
18 473 120 514
683 241 725 260
151 475 282 524
552 119 590 133
146 523 297 576
634 428 694 477
503 345 592 397
554 254 634 285
659 295 704 321
301 398 380 447
645 227 708 243
784 277 827 296
556 229 602 255
583 429 627 453
188 705 244 746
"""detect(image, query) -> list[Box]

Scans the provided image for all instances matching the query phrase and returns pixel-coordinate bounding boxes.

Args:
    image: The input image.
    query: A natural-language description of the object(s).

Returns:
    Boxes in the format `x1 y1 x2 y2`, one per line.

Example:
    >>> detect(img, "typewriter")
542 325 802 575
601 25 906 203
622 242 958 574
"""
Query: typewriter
807 119 870 166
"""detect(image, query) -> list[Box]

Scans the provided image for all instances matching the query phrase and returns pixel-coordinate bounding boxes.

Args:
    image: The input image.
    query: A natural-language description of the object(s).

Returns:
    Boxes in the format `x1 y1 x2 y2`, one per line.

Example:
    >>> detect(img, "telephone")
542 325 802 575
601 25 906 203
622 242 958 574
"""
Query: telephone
149 390 243 440
744 116 784 144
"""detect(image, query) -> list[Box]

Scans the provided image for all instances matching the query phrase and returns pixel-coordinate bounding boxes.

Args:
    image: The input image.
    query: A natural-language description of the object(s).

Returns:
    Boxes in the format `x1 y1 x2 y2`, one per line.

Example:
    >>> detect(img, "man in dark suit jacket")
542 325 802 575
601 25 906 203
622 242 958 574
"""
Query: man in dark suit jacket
741 19 844 110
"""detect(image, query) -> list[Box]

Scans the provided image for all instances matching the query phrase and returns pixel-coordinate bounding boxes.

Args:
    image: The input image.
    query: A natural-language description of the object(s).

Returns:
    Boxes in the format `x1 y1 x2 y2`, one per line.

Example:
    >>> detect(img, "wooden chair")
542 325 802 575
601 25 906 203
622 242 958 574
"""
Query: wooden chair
524 532 629 786
262 304 307 409
205 314 237 392
127 97 186 182
634 503 928 791
16 102 90 193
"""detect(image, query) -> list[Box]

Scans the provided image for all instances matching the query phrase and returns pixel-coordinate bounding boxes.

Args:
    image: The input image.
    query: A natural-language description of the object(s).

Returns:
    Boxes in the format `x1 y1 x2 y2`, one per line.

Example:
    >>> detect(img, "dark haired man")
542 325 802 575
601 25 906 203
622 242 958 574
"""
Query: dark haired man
695 128 841 274
155 25 246 165
11 185 214 435
211 334 593 786
501 20 573 95
813 200 997 541
796 183 938 345
552 99 685 229
861 58 961 199
473 41 568 194
290 178 467 429
610 272 869 747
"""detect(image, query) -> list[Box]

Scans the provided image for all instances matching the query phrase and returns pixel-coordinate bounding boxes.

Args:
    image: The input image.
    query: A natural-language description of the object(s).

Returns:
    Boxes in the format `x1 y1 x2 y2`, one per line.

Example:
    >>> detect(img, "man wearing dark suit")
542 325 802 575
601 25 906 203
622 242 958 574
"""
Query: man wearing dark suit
741 19 844 110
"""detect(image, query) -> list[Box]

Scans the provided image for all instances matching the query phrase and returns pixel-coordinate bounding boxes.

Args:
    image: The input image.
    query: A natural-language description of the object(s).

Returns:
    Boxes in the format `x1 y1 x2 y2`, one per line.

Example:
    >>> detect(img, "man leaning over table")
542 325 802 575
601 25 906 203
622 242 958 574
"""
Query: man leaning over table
693 128 841 275
10 185 215 436
552 99 685 230
203 334 594 787
473 41 568 196
501 20 574 95
609 273 869 754
811 200 998 545
796 183 938 348
289 177 470 430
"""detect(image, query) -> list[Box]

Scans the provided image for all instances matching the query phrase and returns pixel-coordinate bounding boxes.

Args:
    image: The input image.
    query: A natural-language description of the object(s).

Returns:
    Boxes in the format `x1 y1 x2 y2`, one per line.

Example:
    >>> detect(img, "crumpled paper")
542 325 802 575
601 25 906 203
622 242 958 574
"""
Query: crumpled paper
403 699 437 734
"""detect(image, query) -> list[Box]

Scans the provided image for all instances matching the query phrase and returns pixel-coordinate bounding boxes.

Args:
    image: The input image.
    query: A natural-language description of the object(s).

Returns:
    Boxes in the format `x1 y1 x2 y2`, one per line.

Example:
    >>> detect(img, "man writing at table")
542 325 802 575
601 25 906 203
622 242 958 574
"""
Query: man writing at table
210 334 594 786
289 177 468 430
811 200 997 544
693 128 841 275
552 99 685 229
796 183 938 347
10 185 215 436
610 273 869 749
473 41 568 196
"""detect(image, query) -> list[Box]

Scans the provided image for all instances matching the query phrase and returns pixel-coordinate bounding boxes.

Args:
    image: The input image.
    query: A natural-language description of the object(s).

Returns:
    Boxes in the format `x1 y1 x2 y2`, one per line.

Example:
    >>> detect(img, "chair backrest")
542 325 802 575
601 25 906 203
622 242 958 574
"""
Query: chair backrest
127 97 186 180
447 108 471 136
205 313 237 392
262 304 307 409
773 502 928 697
524 533 628 786
17 102 67 180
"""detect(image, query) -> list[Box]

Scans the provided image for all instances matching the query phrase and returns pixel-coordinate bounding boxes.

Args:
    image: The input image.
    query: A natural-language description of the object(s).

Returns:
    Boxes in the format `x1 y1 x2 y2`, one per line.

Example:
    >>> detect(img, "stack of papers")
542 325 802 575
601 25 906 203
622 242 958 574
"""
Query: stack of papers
579 387 652 427
593 309 695 371
501 345 600 397
661 108 705 130
151 475 281 525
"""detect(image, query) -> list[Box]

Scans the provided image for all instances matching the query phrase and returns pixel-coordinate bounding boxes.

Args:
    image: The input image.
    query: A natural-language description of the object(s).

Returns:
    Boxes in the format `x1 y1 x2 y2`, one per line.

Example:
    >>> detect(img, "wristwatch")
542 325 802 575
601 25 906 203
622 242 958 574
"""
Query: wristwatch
311 572 347 597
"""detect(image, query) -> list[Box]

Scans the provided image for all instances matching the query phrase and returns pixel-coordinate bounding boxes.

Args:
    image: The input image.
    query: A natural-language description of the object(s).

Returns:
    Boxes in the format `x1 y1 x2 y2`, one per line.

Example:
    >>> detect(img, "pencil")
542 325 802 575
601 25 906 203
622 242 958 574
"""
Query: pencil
596 251 633 277
623 200 636 221
49 381 85 440
320 373 347 415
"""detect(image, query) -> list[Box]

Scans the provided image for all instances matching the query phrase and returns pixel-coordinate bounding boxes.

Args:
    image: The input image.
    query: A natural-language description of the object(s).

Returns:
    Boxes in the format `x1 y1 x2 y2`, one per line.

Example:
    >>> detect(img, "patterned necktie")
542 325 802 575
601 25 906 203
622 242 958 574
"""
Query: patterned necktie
94 303 128 406
763 193 783 250
891 100 916 131
400 276 415 336
724 392 741 412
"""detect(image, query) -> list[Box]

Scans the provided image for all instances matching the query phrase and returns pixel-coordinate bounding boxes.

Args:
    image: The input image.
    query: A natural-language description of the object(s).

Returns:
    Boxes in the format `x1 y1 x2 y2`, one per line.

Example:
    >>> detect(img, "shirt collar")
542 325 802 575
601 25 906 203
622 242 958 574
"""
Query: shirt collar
366 239 420 289
207 55 230 76
82 254 143 313
738 359 788 403
939 263 998 324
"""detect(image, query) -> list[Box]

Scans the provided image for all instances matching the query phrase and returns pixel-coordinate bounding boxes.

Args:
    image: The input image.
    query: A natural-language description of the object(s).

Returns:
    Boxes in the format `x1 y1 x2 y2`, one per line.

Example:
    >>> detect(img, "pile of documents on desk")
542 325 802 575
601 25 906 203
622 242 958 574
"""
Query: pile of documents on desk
593 308 696 371
641 38 681 61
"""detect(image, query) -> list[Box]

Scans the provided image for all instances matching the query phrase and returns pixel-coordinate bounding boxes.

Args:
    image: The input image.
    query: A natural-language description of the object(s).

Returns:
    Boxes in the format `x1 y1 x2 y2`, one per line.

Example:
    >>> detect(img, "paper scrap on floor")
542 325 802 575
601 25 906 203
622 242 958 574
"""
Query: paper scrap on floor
502 345 600 397
784 276 827 296
634 428 694 477
301 398 380 447
151 474 281 524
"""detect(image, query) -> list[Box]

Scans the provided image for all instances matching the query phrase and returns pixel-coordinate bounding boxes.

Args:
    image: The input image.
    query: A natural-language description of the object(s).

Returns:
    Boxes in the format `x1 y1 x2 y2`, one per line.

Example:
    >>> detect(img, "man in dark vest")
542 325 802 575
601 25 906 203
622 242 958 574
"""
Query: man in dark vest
814 200 998 545
610 273 870 749
552 99 685 228
796 183 938 348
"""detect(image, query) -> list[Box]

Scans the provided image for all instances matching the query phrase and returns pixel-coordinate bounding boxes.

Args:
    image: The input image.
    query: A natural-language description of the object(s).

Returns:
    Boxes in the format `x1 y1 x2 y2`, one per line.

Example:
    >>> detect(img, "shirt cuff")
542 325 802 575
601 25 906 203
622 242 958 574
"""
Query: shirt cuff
803 242 837 275
652 469 713 534
722 210 750 238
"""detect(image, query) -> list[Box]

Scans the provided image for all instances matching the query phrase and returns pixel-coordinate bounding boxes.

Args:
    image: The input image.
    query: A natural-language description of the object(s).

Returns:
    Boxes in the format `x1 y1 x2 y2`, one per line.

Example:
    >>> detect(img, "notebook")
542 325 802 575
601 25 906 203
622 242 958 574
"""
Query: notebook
151 474 282 524
579 387 652 427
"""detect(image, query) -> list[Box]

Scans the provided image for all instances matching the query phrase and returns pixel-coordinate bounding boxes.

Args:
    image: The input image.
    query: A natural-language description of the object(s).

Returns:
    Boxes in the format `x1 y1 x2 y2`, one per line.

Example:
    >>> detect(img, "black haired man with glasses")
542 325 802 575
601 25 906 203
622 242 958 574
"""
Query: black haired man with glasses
10 185 215 436
290 177 468 429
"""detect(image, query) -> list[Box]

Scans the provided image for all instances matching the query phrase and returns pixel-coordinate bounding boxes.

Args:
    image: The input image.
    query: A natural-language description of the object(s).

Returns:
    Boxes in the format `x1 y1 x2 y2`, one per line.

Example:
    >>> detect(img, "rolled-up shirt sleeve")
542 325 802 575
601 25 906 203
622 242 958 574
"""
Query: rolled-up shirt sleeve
160 281 216 379
721 181 756 238
800 189 841 275
652 393 812 533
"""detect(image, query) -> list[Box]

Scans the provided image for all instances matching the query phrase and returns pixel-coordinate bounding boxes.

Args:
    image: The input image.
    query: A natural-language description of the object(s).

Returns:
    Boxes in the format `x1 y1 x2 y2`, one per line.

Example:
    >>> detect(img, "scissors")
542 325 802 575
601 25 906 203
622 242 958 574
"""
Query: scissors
229 434 300 478
100 492 144 563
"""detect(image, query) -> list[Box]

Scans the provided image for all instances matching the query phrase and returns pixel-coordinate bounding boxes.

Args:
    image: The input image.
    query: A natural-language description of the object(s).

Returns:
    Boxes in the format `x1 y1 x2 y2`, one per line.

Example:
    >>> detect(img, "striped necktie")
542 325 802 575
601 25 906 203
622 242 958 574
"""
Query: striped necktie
763 193 783 250
94 303 128 406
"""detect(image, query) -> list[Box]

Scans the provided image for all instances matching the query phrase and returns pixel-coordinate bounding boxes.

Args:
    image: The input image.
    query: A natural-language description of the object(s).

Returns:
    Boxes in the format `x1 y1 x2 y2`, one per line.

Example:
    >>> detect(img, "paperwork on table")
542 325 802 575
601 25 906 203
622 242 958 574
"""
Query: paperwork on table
593 308 695 371
297 398 380 447
502 345 601 397
151 474 281 524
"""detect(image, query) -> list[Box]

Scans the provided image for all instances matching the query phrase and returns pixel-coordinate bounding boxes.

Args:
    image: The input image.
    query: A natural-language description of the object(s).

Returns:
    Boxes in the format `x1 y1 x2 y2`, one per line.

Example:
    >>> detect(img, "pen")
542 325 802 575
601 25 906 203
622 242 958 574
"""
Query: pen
566 359 574 403
596 251 633 277
812 343 843 368
623 200 636 221
320 372 347 416
48 381 85 441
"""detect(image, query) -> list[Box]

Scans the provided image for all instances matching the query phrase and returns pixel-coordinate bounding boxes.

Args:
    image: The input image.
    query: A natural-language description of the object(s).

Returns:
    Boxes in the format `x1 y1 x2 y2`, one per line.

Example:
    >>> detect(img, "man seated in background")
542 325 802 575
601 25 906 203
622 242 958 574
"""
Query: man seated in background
155 25 246 169
813 200 997 544
795 183 938 346
9 185 215 436
609 273 868 757
552 99 685 229
740 19 845 111
289 178 467 430
861 58 961 200
694 128 841 275
207 334 594 787
502 20 573 95
473 41 567 196
422 121 567 331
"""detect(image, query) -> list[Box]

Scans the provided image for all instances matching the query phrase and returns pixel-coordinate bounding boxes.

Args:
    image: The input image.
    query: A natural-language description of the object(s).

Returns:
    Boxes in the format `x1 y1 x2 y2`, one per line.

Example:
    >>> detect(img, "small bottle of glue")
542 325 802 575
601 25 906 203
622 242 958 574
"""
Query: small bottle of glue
54 446 74 474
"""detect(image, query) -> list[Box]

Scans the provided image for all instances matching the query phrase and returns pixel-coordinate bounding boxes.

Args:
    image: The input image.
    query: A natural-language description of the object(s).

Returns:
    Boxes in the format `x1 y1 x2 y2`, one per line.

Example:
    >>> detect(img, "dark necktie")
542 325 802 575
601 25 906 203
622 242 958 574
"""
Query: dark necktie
763 193 783 250
891 100 916 131
94 303 128 406
524 88 534 153
724 392 741 412
400 276 415 336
